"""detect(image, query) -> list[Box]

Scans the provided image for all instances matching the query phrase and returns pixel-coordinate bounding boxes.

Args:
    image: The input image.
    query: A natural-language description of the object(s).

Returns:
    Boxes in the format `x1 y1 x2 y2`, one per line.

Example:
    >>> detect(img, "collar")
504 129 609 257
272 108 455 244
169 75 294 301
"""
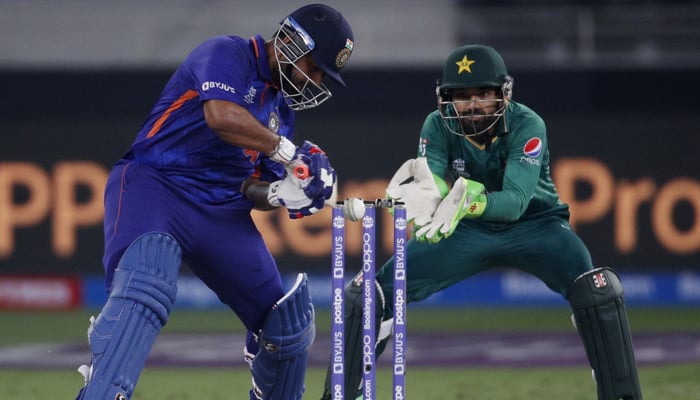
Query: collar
250 34 275 86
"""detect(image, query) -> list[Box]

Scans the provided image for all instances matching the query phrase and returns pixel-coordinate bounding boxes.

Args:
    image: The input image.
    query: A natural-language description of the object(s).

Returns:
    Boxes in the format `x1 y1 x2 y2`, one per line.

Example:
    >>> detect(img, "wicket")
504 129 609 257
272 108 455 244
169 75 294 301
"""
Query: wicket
331 199 407 400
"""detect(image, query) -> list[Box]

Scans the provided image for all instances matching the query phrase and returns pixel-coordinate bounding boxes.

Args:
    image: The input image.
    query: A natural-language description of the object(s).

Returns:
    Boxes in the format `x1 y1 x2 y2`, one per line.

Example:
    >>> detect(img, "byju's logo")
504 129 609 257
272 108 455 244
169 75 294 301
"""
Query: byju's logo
201 81 236 94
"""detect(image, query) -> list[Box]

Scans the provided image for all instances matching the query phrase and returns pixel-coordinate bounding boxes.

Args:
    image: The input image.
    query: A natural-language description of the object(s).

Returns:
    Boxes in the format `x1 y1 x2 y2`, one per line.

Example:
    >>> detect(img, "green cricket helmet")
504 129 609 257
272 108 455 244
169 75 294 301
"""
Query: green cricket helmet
436 44 513 138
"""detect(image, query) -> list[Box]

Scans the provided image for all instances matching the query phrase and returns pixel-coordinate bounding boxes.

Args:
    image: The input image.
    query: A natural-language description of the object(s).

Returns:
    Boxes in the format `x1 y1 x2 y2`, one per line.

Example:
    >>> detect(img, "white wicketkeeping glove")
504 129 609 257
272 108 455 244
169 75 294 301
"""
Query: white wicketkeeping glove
414 177 486 243
386 157 445 226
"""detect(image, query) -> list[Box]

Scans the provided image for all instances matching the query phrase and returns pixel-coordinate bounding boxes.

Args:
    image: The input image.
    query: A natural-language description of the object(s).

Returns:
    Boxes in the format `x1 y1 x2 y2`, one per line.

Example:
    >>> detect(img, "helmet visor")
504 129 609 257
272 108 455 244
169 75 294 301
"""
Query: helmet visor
274 18 332 110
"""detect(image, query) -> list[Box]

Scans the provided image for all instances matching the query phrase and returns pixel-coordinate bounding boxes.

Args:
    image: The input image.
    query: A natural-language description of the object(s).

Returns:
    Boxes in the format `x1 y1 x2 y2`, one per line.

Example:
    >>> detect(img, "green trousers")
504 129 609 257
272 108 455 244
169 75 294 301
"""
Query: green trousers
376 215 593 312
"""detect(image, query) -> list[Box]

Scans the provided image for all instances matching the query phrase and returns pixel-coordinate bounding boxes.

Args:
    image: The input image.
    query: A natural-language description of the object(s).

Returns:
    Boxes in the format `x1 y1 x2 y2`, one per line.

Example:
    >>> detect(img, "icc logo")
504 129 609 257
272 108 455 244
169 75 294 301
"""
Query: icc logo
395 217 407 230
333 215 345 229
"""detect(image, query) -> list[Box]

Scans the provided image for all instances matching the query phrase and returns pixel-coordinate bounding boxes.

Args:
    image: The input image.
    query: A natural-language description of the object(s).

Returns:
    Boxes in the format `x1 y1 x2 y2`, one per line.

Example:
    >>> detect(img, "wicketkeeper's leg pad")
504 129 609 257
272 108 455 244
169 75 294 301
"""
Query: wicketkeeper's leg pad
568 267 642 400
321 273 386 400
250 273 316 400
75 232 181 400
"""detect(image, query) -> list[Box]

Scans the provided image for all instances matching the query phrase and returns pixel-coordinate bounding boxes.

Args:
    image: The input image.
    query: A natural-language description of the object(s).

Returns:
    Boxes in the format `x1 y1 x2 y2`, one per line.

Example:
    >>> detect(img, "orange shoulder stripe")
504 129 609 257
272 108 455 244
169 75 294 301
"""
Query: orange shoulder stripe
251 36 260 58
146 89 199 139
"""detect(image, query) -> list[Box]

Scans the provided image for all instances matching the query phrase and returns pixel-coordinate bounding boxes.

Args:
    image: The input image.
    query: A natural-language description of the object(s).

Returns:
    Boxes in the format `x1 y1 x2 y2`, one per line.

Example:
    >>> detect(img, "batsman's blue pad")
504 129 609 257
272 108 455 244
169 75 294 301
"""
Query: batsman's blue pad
568 267 642 400
251 273 316 400
321 273 386 400
76 232 181 400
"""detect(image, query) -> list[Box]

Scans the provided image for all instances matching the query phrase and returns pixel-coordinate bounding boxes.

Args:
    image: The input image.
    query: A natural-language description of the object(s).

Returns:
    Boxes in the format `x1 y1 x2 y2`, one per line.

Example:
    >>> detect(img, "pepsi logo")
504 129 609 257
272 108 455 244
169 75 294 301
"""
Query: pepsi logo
523 138 542 158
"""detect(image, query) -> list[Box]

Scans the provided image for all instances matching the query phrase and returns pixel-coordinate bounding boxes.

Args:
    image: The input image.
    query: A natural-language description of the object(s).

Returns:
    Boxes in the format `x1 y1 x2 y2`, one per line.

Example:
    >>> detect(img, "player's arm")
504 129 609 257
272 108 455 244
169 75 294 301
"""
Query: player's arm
189 36 295 163
241 177 276 211
204 99 296 163
479 117 546 221
481 153 540 221
241 142 337 219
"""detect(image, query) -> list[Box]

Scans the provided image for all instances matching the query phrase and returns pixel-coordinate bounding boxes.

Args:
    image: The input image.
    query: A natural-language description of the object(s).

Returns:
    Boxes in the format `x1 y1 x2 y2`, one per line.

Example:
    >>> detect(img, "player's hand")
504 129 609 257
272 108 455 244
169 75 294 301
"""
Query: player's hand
386 157 445 226
286 141 326 175
289 141 336 198
268 141 337 219
415 177 486 242
268 174 324 219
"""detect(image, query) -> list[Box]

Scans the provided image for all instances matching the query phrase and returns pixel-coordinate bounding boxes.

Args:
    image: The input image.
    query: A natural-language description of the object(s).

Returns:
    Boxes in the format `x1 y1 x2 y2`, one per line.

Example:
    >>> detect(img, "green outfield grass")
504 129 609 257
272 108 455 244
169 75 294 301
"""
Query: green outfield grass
2 307 699 399
3 306 700 345
5 364 700 400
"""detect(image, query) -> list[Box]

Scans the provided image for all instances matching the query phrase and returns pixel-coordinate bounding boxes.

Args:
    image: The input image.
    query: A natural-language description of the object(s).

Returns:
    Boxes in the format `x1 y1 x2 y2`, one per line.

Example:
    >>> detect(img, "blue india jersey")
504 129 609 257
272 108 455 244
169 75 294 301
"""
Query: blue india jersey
121 34 293 208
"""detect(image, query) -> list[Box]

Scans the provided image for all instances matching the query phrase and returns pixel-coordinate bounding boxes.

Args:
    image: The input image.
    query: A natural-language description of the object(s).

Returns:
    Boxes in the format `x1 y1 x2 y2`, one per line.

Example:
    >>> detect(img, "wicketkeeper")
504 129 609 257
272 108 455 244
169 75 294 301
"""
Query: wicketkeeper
321 44 642 400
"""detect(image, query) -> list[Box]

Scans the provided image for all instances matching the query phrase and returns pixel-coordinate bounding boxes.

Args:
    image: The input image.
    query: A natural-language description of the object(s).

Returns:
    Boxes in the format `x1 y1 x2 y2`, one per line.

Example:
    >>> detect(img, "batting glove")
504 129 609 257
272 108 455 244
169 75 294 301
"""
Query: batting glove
268 142 337 219
415 177 486 242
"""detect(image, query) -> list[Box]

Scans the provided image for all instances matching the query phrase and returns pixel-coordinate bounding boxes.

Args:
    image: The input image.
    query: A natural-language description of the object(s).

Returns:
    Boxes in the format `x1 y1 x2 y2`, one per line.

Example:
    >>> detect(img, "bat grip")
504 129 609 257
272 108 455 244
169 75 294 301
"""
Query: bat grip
292 163 309 179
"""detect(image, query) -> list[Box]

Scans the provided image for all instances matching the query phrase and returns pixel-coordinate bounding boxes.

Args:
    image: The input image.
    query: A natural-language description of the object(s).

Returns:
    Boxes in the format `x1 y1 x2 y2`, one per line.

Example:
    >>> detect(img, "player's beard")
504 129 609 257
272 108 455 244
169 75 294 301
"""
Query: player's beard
460 111 497 137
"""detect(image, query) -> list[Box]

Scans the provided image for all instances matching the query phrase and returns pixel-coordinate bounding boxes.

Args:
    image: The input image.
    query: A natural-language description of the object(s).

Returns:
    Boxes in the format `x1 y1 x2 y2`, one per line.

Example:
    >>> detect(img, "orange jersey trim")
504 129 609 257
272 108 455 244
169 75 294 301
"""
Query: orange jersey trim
146 89 199 139
252 36 261 58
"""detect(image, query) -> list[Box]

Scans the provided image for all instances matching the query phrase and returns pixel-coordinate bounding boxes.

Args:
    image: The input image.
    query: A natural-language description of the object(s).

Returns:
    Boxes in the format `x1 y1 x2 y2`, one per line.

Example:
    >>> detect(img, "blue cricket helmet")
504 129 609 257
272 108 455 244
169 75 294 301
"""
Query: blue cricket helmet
285 3 354 86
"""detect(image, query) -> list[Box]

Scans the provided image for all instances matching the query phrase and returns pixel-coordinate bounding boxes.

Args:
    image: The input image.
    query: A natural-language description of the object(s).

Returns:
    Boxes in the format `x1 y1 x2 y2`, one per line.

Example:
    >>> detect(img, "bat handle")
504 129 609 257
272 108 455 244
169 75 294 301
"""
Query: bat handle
292 163 309 179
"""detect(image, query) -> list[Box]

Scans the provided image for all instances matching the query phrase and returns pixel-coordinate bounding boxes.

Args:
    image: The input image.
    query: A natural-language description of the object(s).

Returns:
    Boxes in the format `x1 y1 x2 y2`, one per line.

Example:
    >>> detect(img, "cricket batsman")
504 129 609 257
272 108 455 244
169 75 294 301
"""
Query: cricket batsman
73 4 353 400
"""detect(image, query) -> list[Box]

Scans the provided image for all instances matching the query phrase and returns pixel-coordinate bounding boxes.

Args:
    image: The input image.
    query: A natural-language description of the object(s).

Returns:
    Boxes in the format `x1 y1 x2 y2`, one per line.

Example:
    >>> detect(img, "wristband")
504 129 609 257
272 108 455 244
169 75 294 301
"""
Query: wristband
267 136 296 164
462 193 487 218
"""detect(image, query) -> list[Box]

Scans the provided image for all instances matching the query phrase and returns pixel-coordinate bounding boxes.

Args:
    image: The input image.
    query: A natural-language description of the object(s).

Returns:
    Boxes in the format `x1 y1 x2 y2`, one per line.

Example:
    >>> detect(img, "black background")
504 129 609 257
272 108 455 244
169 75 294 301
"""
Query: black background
1 67 698 274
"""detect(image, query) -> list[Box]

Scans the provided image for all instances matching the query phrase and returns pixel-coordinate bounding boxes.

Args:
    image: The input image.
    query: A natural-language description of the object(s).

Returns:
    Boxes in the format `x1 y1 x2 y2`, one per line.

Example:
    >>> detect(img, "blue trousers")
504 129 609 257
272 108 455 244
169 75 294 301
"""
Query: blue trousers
102 161 284 334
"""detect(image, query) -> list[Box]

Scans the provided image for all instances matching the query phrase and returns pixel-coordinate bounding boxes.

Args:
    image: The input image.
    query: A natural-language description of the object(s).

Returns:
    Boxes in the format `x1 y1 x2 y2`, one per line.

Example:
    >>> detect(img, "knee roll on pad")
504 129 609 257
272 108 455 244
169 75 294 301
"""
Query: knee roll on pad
321 273 386 400
251 273 315 400
568 267 642 400
76 232 181 400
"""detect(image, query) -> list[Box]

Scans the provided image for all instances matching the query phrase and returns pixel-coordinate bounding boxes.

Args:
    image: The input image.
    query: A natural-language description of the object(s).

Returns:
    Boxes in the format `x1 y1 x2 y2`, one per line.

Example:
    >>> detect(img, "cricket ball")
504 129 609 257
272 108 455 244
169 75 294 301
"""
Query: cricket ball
343 198 366 222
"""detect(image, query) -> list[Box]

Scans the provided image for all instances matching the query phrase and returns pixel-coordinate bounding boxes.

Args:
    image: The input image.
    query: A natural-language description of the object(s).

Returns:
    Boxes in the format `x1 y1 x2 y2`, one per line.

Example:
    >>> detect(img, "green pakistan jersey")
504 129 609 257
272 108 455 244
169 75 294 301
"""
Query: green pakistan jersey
418 100 570 225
